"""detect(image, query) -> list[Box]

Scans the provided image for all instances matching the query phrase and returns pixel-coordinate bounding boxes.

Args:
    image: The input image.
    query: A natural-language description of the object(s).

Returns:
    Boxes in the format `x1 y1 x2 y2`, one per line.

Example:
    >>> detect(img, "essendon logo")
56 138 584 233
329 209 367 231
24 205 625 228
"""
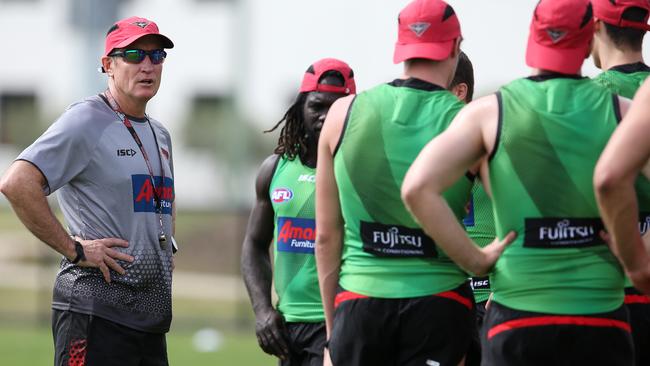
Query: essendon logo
463 194 475 227
272 188 293 203
276 217 316 254
523 217 604 248
132 174 174 214
360 221 437 258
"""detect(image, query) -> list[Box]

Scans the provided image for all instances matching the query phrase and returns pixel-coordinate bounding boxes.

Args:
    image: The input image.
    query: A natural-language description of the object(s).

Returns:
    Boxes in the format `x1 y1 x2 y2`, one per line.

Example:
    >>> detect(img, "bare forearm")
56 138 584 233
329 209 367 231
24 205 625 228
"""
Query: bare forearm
597 184 649 271
316 235 342 337
1 170 75 259
241 240 275 315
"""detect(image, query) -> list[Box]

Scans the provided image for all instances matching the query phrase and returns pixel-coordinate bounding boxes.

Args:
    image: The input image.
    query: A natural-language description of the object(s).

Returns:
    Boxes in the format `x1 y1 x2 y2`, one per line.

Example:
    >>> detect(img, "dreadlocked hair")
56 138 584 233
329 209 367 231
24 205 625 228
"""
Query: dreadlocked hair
265 92 308 161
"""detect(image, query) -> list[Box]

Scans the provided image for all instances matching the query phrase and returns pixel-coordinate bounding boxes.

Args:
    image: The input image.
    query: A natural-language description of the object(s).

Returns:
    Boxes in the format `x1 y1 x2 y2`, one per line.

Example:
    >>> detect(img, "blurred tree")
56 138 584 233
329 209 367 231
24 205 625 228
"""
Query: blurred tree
0 93 42 149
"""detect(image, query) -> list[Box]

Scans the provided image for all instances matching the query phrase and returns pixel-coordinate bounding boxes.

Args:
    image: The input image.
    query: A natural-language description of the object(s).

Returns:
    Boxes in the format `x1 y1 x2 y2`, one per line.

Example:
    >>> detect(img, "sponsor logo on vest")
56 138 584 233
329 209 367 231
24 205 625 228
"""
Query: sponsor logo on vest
470 276 490 290
117 148 137 157
462 194 475 227
271 188 293 203
360 221 437 258
298 174 315 183
639 213 650 235
276 217 316 254
524 217 604 248
132 174 174 214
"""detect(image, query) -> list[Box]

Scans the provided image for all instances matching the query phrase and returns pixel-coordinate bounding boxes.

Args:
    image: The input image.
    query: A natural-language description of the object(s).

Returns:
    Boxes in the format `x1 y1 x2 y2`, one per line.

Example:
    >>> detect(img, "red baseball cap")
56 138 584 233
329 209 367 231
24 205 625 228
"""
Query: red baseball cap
393 0 461 64
526 0 594 75
104 16 174 56
299 58 356 95
593 0 650 31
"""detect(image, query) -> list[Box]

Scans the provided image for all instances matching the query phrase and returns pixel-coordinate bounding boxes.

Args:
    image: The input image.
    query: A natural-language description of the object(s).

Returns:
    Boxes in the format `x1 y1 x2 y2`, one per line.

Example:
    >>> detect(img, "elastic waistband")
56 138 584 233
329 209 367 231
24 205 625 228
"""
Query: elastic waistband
488 315 631 340
334 283 472 310
624 287 650 305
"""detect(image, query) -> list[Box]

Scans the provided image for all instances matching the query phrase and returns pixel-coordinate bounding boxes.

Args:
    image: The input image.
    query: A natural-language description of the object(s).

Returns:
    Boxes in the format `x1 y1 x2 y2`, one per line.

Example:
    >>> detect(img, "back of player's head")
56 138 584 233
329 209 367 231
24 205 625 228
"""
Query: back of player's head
449 52 475 103
593 0 650 51
526 0 594 74
393 0 461 64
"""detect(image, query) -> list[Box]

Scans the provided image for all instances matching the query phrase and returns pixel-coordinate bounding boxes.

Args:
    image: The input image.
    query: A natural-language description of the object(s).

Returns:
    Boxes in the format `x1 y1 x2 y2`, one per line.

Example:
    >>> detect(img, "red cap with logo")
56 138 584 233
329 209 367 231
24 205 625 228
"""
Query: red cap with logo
526 0 594 75
393 0 461 64
299 58 356 95
593 0 650 31
104 16 174 56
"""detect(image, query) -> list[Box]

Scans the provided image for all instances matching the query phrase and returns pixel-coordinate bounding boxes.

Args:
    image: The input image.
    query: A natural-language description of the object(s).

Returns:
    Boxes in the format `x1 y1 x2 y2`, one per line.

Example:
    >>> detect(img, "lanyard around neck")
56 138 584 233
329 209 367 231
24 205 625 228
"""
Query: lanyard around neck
103 90 165 213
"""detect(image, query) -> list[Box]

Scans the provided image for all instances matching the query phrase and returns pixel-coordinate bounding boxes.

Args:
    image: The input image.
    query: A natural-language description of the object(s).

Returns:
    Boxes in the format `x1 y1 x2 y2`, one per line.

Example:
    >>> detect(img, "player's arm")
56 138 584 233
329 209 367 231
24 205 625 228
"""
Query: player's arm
316 95 353 338
595 85 650 294
0 160 133 282
240 154 290 359
402 95 515 276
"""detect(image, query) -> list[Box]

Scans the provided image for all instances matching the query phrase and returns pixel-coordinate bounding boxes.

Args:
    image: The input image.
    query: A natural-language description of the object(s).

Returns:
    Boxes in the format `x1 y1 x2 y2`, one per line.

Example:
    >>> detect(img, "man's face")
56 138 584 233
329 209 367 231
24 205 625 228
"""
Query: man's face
105 35 165 104
302 90 345 143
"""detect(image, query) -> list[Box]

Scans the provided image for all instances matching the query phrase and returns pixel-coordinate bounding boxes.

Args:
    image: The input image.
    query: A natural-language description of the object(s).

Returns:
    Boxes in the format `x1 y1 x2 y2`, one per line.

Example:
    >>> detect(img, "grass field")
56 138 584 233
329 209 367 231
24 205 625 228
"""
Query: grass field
0 325 275 365
0 208 280 364
0 288 275 365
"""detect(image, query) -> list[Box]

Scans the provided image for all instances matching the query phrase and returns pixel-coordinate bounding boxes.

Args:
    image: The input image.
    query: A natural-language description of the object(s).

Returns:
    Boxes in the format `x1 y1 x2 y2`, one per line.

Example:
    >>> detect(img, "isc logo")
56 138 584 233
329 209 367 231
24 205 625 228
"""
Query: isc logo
117 148 137 157
272 188 293 203
298 174 315 183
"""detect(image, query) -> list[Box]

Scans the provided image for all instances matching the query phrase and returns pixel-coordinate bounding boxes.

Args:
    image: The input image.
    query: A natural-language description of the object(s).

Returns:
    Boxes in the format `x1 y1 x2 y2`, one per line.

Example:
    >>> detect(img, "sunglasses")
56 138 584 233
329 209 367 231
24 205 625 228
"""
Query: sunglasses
109 49 167 65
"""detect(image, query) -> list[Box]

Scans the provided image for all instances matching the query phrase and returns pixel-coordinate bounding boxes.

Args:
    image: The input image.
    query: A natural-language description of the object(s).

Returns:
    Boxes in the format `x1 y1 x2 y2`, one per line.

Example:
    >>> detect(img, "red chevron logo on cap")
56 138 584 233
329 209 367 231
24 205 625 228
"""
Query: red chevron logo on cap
409 22 431 37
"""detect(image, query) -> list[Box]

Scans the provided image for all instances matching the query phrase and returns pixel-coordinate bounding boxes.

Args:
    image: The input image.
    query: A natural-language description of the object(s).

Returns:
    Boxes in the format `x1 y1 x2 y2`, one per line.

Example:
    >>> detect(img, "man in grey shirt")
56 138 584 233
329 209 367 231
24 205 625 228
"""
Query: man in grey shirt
0 16 176 366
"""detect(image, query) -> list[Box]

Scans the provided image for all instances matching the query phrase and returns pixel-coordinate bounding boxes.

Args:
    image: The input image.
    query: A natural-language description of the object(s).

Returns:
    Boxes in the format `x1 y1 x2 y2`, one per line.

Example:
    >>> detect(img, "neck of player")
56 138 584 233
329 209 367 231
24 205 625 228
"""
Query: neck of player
601 48 644 71
107 84 148 118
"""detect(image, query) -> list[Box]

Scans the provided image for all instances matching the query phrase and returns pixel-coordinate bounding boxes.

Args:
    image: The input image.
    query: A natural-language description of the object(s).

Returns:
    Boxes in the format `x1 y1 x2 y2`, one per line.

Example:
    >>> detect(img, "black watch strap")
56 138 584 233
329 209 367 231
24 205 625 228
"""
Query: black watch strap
71 241 86 264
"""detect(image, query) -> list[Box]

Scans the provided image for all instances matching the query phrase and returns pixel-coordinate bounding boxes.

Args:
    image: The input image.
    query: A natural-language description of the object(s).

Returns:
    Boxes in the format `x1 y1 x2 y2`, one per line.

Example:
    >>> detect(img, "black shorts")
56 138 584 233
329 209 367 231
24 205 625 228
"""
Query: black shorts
281 322 326 366
465 300 487 366
329 282 475 366
625 287 650 366
52 310 168 366
482 301 634 366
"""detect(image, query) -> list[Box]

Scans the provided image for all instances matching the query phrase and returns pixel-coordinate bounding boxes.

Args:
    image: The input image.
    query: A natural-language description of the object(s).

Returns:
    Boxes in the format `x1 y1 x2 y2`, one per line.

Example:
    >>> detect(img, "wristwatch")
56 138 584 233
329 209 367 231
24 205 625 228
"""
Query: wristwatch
70 241 86 264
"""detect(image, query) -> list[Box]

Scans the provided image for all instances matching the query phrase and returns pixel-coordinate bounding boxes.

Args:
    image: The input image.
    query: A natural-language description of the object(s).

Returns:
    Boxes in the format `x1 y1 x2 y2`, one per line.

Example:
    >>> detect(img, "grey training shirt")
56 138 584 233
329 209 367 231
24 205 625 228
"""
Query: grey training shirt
18 94 174 333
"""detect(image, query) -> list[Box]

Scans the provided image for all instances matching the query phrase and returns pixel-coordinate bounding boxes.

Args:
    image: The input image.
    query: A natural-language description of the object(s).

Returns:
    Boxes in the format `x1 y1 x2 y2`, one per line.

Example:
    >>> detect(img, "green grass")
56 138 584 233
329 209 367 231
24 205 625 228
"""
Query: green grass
0 287 273 365
0 208 277 364
0 325 275 365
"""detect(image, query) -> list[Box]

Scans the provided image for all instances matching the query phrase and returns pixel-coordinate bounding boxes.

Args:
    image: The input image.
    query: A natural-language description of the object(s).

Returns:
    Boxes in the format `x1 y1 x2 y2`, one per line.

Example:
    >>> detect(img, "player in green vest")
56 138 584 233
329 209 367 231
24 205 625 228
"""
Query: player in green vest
241 58 355 366
403 0 634 365
592 0 650 99
591 1 650 364
449 51 492 366
315 1 500 365
450 51 494 315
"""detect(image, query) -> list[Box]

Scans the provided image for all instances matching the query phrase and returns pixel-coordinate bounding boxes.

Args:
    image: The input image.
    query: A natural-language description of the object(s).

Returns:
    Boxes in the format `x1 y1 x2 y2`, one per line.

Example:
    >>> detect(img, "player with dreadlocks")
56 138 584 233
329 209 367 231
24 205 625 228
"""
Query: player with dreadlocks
241 58 355 366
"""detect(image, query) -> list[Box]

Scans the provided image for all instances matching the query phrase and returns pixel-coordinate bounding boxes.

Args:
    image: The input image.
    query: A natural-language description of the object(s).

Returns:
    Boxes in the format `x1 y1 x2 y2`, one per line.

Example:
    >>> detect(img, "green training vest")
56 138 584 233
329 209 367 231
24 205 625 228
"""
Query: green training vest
595 65 650 288
270 156 323 322
334 79 471 298
490 76 625 314
593 67 649 99
463 182 495 303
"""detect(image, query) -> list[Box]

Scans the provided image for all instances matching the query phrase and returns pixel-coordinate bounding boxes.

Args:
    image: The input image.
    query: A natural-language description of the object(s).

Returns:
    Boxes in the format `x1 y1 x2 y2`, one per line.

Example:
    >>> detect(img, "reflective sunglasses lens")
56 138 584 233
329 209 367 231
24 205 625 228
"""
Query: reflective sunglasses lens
150 50 166 64
123 50 145 63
